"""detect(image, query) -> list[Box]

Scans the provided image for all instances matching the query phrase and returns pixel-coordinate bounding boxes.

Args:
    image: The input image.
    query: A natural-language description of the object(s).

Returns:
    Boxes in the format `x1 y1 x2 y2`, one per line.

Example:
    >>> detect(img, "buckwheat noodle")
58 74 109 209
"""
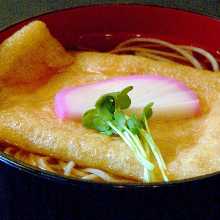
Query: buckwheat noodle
111 38 219 71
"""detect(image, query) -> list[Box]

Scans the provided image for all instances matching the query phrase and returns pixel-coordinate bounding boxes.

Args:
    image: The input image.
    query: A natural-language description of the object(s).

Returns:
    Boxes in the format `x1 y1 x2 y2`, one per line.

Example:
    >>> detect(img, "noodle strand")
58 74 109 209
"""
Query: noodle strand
111 37 220 71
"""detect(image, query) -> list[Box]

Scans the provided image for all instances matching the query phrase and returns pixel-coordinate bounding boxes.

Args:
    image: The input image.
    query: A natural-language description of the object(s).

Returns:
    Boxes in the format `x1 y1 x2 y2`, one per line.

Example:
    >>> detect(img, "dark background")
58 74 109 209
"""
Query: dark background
0 1 220 220
0 0 220 30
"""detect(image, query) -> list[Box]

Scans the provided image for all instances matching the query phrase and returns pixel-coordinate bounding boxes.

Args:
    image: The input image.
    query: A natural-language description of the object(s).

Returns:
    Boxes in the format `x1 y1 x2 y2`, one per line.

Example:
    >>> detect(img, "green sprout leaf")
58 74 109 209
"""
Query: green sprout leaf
127 114 142 135
117 86 133 109
95 94 116 113
113 110 126 131
82 86 168 183
82 109 98 128
93 117 110 132
142 102 154 120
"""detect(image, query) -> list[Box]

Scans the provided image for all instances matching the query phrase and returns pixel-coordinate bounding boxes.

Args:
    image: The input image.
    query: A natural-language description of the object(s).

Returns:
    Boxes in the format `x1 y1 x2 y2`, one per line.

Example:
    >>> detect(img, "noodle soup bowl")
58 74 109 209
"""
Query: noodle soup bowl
0 4 220 220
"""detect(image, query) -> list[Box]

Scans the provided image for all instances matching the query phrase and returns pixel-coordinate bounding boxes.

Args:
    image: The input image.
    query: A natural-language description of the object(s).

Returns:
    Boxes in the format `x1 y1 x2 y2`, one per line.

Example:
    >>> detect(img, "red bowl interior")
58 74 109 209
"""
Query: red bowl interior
0 4 220 56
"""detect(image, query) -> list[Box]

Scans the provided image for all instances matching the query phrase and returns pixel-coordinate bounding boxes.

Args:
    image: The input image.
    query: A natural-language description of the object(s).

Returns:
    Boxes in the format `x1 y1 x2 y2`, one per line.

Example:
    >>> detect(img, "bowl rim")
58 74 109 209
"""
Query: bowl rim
1 149 219 190
0 3 220 32
0 3 220 190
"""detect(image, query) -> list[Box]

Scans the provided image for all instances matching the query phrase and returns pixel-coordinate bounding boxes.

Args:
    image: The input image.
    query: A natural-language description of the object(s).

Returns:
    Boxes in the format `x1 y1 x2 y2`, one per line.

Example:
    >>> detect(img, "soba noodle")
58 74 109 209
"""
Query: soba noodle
111 38 219 71
1 145 132 183
1 37 219 183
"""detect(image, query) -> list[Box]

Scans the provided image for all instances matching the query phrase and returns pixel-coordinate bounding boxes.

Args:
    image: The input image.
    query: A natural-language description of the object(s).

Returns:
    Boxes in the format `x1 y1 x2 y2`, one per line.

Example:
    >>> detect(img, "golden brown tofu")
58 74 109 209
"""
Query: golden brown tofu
1 21 220 182
0 21 72 85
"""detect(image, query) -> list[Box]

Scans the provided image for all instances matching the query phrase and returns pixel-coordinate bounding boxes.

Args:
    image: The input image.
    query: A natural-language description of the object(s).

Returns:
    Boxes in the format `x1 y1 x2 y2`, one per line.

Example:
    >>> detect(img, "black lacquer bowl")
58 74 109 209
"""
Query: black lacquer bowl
1 5 220 220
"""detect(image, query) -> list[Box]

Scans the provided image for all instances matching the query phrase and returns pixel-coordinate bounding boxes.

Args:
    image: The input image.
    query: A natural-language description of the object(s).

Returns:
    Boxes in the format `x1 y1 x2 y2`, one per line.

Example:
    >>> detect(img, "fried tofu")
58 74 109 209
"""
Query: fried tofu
0 21 72 85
